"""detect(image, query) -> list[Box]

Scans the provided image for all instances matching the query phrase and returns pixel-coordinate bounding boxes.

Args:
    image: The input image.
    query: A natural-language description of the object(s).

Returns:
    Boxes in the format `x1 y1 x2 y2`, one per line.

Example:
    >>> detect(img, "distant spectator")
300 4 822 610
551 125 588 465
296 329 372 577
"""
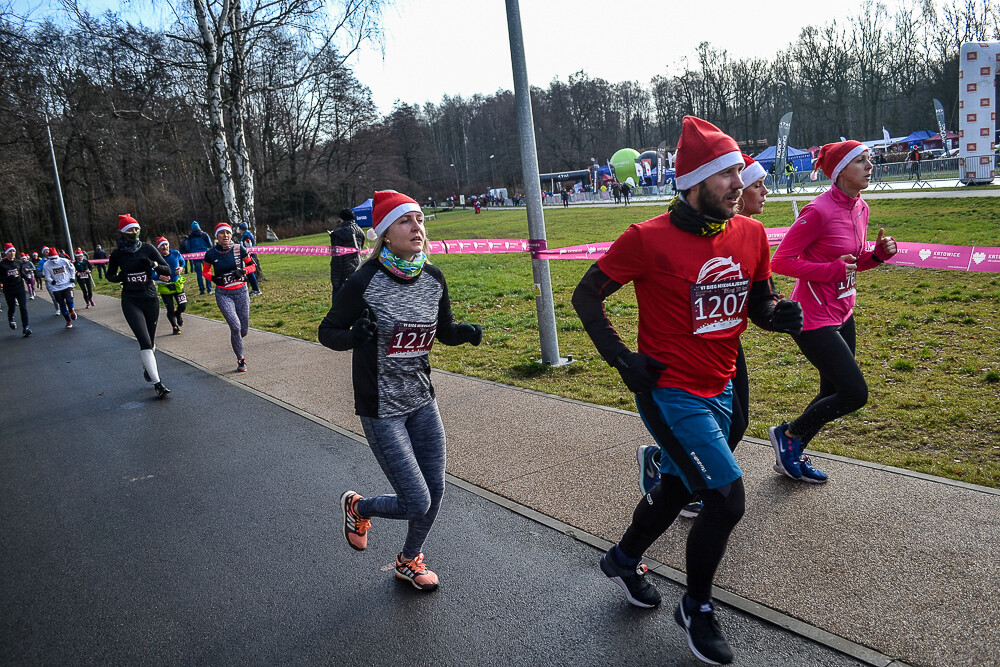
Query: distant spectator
93 244 108 279
185 221 214 295
560 188 570 208
907 145 922 180
327 208 366 306
612 182 621 204
620 181 631 205
784 159 796 193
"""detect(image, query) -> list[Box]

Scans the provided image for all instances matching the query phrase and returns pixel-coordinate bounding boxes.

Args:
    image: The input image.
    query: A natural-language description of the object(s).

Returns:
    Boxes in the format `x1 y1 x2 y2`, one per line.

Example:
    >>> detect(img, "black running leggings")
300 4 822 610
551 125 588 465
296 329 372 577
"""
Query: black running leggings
619 475 745 603
121 295 159 349
4 287 28 327
77 277 93 304
161 293 186 328
788 316 868 446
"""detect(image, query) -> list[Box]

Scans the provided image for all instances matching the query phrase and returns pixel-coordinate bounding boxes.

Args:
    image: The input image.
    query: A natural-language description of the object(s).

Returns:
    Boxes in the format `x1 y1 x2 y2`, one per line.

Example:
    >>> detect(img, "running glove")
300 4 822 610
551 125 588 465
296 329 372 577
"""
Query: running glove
768 299 803 336
457 323 483 346
350 308 378 346
613 351 666 394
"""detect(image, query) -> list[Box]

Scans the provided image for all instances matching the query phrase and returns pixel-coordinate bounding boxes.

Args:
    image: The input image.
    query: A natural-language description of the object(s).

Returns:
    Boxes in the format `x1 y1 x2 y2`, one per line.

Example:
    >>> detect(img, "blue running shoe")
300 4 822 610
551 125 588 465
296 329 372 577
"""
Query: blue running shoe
798 455 829 483
637 444 661 496
679 501 703 518
769 424 803 479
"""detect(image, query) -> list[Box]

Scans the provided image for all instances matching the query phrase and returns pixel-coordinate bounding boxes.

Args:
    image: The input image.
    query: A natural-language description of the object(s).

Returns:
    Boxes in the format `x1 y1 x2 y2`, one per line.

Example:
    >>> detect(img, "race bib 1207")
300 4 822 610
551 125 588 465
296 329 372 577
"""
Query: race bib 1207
690 278 750 335
386 321 437 358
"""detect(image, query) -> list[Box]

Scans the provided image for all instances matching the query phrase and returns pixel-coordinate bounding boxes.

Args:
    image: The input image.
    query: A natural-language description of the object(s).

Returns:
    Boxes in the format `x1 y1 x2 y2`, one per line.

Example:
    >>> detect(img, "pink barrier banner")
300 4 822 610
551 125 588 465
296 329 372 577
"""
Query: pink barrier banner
85 237 1000 273
534 242 613 260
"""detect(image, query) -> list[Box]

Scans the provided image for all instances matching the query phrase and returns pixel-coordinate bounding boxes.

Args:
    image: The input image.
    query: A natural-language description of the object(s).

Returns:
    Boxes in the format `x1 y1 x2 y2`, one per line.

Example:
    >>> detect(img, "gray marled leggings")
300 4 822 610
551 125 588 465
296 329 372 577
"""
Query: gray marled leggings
357 400 446 559
215 286 249 360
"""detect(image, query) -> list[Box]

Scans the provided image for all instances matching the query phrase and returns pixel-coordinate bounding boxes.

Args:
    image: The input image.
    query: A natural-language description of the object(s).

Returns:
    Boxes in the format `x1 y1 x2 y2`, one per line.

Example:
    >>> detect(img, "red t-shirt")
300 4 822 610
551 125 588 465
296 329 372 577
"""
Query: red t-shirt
597 213 772 397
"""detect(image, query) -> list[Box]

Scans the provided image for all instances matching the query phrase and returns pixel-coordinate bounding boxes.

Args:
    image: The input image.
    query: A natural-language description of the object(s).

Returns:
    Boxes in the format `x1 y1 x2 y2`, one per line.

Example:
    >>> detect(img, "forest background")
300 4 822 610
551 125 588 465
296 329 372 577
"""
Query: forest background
1 0 999 249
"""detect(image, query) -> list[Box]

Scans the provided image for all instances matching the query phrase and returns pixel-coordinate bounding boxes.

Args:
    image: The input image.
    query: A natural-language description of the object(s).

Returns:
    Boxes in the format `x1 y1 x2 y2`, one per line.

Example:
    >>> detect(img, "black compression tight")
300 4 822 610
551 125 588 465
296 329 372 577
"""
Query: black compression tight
121 296 159 349
619 475 745 603
161 293 186 328
77 278 93 303
788 316 868 446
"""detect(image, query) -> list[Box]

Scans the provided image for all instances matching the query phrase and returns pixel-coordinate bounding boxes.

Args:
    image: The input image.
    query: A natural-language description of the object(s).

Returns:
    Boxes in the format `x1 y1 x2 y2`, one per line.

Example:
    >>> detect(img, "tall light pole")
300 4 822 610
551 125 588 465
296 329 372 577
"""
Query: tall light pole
489 154 496 187
449 162 460 191
505 0 568 366
44 109 73 254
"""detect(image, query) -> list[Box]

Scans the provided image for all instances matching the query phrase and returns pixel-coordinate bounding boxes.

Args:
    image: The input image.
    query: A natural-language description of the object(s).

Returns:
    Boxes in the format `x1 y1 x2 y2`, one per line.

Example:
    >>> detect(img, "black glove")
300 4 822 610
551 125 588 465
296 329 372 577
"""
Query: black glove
613 351 667 394
211 274 226 286
350 307 378 346
457 323 483 346
234 268 246 280
769 299 803 336
144 257 158 270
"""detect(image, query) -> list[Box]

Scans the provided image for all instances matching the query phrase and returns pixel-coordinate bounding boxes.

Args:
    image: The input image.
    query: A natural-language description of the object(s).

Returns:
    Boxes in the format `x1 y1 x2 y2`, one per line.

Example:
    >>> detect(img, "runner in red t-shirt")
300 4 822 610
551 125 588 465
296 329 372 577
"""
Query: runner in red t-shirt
573 116 803 665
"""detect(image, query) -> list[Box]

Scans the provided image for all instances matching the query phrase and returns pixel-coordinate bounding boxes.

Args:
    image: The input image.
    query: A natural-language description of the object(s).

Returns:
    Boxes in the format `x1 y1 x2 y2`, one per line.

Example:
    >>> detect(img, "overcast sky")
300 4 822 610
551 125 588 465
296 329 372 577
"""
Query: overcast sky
15 0 909 115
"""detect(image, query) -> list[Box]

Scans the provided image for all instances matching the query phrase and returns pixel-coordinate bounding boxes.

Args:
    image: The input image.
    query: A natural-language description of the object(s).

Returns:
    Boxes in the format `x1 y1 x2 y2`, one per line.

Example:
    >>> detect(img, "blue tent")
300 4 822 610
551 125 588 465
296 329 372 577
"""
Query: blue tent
901 130 934 148
352 198 372 228
753 145 813 173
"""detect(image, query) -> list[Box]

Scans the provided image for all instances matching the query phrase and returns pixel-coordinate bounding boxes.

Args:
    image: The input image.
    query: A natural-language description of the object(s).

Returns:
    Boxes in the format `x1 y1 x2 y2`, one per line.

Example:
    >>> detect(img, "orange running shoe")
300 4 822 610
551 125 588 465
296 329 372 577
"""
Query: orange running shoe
340 491 370 551
394 552 439 591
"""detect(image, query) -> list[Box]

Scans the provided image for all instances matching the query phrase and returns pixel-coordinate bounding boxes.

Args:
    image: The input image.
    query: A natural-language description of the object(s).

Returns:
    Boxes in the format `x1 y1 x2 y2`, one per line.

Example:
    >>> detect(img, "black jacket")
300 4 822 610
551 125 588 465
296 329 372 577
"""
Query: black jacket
329 220 366 288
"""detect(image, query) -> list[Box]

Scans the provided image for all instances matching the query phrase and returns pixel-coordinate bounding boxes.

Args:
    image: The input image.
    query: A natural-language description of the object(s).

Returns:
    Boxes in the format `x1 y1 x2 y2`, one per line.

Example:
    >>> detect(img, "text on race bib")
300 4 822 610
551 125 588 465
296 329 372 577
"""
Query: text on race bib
6 269 17 278
690 278 750 335
386 321 437 358
177 293 187 304
836 268 857 300
125 271 148 284
52 266 64 275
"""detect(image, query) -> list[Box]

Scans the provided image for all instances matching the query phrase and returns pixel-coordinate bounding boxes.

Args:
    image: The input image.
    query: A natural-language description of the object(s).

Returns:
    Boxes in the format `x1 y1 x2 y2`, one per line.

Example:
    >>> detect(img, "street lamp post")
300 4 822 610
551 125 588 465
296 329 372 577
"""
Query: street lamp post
489 154 496 187
449 163 460 191
505 0 569 366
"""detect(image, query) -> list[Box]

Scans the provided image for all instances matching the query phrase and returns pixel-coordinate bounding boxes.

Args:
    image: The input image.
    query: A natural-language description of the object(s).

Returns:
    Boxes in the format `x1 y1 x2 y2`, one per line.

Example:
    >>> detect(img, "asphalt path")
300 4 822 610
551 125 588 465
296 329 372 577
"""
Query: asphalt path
0 298 865 666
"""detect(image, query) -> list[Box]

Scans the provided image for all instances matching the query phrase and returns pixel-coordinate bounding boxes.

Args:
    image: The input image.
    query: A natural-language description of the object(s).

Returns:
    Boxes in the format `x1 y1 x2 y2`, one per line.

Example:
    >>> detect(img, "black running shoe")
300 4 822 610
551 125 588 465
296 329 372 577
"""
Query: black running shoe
237 359 247 373
154 382 171 399
599 548 661 608
674 599 734 665
8 320 15 330
23 327 31 337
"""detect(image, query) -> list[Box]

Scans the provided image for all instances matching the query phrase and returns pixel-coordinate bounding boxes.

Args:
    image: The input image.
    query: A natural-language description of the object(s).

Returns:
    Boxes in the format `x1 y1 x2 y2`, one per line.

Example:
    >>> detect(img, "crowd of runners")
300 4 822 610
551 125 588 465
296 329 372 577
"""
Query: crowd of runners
1 114 899 665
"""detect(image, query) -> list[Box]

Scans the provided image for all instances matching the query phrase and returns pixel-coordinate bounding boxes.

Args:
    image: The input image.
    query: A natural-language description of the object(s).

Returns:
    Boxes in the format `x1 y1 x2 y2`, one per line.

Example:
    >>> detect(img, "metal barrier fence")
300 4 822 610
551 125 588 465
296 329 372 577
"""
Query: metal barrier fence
545 153 998 204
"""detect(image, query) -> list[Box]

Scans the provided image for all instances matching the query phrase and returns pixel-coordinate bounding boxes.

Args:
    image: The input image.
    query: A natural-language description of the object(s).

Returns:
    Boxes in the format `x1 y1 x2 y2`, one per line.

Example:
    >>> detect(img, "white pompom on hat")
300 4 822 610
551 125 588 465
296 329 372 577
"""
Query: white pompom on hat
816 140 868 182
214 222 233 238
740 154 766 188
367 190 421 242
674 116 744 191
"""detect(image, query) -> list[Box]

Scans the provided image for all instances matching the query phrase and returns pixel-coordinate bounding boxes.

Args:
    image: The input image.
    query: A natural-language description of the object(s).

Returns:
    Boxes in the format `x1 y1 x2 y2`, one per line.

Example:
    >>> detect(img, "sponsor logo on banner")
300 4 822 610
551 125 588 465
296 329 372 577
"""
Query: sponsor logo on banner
919 249 932 261
972 252 986 264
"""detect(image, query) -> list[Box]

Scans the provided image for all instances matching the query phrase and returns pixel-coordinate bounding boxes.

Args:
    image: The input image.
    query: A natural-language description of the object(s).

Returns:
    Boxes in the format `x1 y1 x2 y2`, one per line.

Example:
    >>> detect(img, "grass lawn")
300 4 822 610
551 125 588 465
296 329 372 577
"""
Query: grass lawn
94 199 1000 487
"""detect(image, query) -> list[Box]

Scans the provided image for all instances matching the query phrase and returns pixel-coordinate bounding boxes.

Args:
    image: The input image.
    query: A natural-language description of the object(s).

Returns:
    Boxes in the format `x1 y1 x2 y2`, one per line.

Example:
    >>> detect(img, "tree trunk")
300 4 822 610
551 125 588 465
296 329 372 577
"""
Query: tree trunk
193 0 242 228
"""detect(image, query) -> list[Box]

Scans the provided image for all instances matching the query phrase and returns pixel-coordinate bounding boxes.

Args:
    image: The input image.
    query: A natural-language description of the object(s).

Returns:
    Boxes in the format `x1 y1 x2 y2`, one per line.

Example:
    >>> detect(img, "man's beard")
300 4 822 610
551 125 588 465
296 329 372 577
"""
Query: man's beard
699 187 739 220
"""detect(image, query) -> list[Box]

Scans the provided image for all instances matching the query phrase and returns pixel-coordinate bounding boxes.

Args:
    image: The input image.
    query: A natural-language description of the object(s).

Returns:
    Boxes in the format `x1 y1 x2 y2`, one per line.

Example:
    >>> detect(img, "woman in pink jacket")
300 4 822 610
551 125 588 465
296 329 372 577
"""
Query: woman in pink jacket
769 140 897 483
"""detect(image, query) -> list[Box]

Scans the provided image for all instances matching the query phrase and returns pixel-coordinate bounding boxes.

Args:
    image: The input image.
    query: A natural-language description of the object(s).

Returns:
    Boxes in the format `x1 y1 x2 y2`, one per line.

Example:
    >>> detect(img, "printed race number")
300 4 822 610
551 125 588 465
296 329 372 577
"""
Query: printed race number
177 293 188 304
690 278 749 335
125 271 148 284
386 321 437 358
836 269 857 300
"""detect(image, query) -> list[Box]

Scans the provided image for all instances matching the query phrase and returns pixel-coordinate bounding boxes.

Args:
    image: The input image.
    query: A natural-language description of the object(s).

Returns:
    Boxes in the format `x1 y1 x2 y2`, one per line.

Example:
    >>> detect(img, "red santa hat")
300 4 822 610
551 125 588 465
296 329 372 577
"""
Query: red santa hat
214 222 233 238
119 214 140 233
674 116 743 191
740 154 766 188
74 248 84 257
48 246 59 257
155 237 169 248
368 190 421 241
3 243 14 254
816 140 868 182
